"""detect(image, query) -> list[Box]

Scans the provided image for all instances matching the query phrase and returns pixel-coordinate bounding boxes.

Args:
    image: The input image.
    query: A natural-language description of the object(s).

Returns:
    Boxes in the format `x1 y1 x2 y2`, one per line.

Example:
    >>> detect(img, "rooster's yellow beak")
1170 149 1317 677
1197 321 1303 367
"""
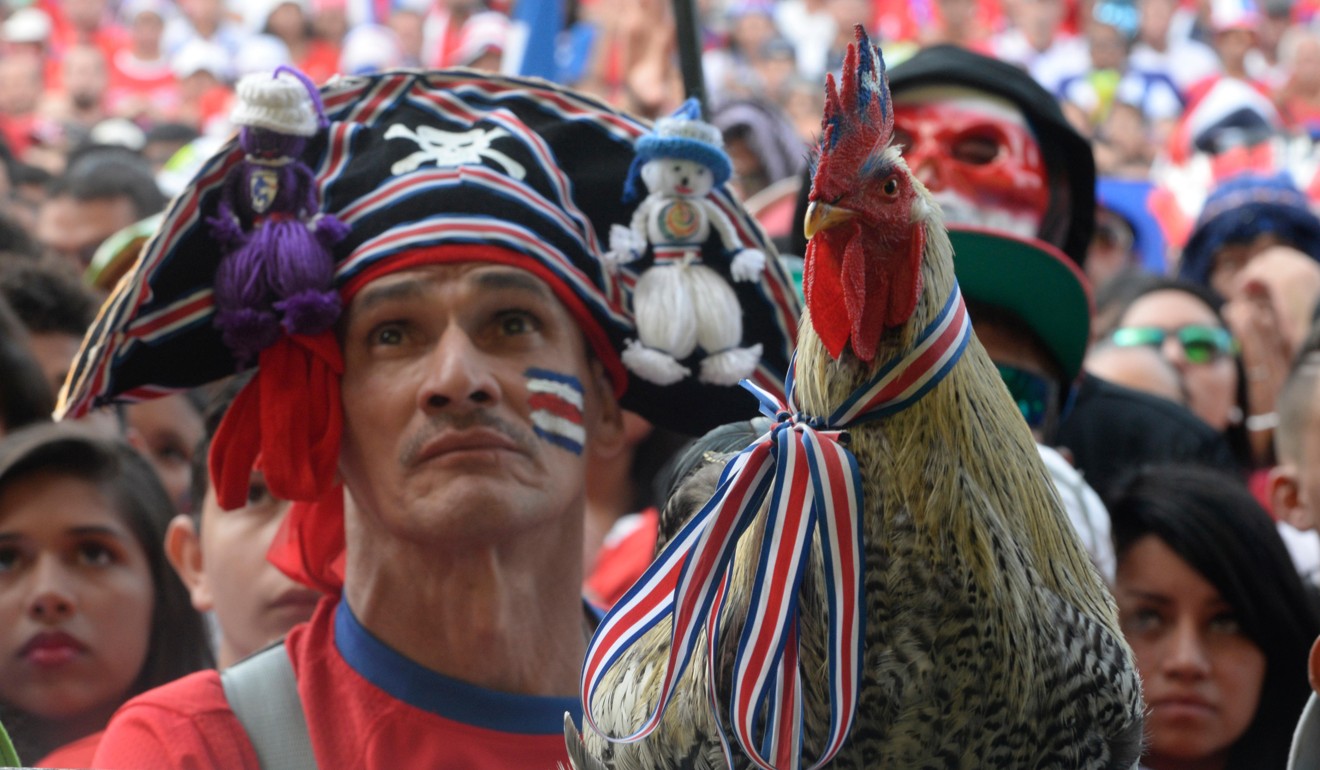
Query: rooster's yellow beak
804 202 856 239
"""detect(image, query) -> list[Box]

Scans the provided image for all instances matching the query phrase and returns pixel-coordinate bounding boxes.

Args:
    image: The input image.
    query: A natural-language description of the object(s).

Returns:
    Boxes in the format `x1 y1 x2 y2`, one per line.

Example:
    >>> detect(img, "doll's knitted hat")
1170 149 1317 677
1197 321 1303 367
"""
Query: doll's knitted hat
626 98 733 200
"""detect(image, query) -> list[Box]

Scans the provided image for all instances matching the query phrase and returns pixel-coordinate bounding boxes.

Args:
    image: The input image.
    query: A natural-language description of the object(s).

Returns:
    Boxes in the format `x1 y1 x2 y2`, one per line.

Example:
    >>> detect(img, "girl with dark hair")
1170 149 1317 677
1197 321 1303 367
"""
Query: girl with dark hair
1106 463 1320 770
0 421 213 766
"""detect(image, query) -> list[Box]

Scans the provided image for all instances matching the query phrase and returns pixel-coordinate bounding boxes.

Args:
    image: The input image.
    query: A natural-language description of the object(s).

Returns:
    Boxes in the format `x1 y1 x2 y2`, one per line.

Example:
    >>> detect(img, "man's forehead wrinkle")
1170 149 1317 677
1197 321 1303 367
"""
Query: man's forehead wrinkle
351 277 432 316
471 268 555 299
349 265 557 318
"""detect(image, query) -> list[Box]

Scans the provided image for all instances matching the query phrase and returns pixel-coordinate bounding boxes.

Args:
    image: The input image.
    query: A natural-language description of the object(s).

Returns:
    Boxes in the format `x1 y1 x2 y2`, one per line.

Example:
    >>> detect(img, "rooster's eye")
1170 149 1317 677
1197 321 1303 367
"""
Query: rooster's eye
883 177 899 196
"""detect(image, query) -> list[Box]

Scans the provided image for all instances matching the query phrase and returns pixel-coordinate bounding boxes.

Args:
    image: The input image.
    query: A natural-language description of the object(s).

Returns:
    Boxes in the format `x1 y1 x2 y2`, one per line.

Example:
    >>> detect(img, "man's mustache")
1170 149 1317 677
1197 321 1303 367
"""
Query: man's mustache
398 410 536 467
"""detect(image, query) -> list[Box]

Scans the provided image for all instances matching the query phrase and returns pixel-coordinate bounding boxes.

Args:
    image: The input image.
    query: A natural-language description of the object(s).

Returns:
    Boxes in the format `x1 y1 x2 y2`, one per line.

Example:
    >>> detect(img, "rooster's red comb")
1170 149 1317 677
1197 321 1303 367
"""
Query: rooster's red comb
813 25 890 191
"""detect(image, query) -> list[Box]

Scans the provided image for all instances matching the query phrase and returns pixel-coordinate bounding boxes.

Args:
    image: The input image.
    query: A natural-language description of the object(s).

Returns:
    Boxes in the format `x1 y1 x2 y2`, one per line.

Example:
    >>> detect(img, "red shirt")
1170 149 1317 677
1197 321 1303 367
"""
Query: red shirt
584 507 659 609
35 730 102 768
92 598 579 769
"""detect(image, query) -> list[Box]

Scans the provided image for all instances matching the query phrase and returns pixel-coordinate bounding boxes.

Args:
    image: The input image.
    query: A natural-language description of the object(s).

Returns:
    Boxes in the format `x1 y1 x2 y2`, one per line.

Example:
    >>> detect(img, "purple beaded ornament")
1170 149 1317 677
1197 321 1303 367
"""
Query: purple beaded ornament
208 66 348 365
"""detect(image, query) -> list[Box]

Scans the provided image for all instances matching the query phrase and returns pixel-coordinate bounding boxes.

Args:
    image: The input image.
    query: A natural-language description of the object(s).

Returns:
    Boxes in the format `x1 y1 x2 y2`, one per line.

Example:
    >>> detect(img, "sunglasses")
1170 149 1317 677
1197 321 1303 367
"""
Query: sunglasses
1109 325 1237 365
996 364 1059 430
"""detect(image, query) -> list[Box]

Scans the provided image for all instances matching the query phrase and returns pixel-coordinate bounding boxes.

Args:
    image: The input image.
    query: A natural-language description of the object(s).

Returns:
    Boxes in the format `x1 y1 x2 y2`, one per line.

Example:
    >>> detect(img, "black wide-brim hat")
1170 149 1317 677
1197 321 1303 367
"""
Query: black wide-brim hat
57 69 801 438
887 44 1097 269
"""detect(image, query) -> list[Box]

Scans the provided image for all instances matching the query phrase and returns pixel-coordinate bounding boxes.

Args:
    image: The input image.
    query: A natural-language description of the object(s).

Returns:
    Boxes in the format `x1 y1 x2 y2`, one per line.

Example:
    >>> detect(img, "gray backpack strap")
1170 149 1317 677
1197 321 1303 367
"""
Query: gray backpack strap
220 643 317 770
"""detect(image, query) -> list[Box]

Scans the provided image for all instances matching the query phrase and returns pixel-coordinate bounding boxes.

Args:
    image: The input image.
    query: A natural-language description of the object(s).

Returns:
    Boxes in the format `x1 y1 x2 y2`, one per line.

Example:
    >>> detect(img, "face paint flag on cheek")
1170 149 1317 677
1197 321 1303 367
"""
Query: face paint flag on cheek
526 368 586 455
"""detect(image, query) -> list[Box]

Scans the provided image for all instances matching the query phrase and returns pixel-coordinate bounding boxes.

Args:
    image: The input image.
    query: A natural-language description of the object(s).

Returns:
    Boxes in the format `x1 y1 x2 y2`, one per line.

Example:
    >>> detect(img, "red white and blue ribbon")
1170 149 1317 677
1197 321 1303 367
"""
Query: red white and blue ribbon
581 283 972 769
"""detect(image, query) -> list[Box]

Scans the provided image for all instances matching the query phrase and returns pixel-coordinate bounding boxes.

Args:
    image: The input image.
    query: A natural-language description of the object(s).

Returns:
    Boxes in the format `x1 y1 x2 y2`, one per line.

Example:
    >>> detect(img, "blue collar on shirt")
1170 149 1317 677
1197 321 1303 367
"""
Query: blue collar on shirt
334 598 581 735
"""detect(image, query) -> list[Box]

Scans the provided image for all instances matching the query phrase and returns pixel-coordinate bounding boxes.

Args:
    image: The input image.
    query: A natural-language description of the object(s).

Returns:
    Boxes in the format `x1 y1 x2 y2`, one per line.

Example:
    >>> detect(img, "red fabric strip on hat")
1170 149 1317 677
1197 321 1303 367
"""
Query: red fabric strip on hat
209 331 344 510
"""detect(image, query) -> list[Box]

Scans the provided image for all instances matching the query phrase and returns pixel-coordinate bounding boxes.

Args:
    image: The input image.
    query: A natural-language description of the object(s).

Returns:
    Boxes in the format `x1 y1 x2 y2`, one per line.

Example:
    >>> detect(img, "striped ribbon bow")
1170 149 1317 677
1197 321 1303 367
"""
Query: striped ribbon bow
581 284 971 769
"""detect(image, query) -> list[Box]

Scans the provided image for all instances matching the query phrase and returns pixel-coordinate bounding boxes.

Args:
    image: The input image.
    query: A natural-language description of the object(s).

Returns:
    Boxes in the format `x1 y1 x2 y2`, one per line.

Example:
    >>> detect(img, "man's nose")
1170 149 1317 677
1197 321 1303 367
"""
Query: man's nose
418 326 500 412
26 557 76 623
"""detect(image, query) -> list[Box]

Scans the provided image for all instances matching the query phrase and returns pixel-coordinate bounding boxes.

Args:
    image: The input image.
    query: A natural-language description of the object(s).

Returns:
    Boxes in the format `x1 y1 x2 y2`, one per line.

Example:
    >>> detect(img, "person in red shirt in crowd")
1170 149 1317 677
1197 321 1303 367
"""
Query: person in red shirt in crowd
169 39 234 133
1183 0 1275 108
1274 24 1320 137
0 53 46 162
258 0 341 85
58 67 797 768
46 0 131 69
106 0 180 124
41 44 111 143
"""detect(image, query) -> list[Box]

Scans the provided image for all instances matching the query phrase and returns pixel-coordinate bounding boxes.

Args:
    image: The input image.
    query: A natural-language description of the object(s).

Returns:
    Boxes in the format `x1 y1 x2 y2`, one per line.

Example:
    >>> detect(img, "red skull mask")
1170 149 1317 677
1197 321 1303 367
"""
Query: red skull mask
892 89 1049 239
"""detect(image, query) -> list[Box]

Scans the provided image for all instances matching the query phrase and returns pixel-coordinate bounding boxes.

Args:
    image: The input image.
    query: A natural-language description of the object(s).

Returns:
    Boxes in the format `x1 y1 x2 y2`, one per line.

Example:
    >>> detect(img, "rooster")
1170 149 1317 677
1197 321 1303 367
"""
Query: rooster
567 27 1144 770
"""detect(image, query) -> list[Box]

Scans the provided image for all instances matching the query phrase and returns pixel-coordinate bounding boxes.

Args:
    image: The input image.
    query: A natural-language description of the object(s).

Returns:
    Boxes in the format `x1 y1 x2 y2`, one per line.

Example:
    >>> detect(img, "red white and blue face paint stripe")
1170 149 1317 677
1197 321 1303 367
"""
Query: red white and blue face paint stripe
526 368 586 455
581 284 971 770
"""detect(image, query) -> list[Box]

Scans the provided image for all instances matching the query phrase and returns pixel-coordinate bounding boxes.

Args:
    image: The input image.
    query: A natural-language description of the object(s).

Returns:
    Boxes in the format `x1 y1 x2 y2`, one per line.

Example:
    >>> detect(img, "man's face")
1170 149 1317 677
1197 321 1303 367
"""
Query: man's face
35 195 139 271
62 46 108 110
893 90 1049 240
338 262 619 550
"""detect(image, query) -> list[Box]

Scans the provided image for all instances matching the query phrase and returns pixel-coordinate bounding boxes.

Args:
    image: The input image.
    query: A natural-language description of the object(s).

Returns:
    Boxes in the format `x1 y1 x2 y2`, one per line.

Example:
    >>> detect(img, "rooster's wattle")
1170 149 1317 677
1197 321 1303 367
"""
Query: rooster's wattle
568 27 1144 770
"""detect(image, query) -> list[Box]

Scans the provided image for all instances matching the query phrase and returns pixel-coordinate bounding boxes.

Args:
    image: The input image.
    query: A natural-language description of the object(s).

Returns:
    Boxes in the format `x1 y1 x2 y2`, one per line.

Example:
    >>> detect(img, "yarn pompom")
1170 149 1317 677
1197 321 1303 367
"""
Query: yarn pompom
214 306 282 364
276 290 342 336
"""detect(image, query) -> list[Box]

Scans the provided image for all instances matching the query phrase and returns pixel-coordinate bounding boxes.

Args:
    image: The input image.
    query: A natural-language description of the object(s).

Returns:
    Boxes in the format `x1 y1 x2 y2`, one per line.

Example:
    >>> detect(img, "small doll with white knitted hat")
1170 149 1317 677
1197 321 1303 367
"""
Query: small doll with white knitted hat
608 98 767 387
208 66 348 365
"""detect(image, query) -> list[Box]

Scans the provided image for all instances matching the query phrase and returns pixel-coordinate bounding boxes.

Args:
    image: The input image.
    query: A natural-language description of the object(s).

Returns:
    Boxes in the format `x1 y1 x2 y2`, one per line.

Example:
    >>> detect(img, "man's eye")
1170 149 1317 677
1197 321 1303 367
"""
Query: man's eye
951 134 1000 165
371 325 405 346
498 312 538 336
0 547 20 572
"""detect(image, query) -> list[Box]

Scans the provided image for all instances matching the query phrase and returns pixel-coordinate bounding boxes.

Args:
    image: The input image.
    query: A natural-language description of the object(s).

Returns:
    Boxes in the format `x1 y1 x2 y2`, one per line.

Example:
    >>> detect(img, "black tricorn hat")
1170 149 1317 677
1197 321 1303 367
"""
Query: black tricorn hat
57 69 801 438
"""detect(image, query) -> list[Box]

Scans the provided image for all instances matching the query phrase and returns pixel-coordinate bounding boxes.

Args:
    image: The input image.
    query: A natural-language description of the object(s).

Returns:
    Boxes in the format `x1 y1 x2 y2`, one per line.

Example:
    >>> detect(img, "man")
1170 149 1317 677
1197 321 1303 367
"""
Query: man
58 68 798 767
0 258 98 397
34 149 165 272
878 44 1237 498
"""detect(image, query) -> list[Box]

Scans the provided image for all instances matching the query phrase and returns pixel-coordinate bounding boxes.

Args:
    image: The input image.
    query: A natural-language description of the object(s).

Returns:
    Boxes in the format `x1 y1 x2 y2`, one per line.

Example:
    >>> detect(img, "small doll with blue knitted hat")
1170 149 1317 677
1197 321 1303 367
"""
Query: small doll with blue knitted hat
607 98 767 387
208 66 349 365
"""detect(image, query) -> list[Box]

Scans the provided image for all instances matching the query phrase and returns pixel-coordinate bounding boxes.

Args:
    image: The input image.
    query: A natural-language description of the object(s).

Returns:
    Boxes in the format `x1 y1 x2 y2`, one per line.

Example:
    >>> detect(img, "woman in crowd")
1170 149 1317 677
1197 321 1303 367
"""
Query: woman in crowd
0 421 212 766
1106 463 1320 770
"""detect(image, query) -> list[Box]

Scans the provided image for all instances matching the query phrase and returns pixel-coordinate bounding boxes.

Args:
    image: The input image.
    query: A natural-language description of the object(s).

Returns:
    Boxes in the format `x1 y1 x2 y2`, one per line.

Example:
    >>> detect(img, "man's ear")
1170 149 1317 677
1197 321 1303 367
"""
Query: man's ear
164 513 215 613
586 359 627 460
1270 464 1313 530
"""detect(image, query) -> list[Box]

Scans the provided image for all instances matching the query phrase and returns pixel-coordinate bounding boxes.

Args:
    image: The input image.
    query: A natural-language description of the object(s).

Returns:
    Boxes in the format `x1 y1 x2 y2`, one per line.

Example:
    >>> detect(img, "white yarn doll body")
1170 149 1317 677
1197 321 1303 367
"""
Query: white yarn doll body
608 104 766 387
